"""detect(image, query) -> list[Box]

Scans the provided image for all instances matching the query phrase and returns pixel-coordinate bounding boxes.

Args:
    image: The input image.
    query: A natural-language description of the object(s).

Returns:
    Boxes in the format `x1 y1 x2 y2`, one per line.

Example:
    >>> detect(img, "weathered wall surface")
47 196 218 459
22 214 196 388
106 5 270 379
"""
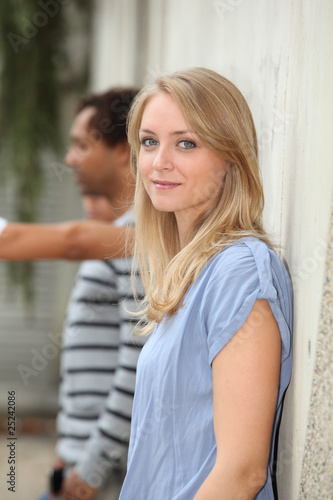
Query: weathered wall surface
91 1 333 497
299 201 333 499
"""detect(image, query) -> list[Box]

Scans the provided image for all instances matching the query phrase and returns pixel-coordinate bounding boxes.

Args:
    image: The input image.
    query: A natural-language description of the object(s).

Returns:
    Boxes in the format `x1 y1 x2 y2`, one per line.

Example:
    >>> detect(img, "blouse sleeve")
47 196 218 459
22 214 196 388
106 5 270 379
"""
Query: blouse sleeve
200 239 292 365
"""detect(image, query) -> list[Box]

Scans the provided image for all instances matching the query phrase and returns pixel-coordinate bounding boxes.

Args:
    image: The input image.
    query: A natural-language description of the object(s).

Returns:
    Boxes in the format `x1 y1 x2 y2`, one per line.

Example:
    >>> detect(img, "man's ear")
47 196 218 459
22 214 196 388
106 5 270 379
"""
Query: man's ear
115 141 131 166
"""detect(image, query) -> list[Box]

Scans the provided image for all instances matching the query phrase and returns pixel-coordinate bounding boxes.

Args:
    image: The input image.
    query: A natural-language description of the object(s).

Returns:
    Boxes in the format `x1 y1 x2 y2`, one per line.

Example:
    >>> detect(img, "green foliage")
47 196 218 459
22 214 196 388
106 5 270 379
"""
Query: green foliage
0 1 66 301
0 0 92 300
0 1 64 221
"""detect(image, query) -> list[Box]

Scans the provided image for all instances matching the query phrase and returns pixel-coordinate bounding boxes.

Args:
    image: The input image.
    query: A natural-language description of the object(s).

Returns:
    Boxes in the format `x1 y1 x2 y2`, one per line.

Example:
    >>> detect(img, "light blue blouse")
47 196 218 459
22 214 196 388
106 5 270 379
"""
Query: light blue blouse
119 237 293 500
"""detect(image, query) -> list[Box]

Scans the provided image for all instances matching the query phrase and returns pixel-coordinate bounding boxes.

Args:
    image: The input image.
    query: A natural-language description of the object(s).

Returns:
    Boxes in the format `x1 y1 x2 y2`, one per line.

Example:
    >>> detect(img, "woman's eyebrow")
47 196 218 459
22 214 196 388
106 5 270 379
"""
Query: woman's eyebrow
171 130 195 136
139 128 155 134
139 128 196 136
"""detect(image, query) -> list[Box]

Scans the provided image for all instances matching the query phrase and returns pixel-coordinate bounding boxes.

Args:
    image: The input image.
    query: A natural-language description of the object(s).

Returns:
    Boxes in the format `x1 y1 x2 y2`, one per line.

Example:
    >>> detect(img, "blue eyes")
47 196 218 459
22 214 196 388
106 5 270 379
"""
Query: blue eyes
140 138 196 149
141 138 158 147
179 140 195 149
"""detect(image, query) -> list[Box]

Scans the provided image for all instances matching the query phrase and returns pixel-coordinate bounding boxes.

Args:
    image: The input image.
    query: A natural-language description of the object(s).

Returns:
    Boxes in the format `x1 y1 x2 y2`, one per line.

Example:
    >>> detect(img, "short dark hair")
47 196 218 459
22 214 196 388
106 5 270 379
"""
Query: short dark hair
76 87 140 147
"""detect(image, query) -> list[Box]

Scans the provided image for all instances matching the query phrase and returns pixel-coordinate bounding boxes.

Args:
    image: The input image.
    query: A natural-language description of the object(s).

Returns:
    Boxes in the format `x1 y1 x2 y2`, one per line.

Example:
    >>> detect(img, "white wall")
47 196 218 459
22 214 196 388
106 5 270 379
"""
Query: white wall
91 1 333 497
90 0 140 90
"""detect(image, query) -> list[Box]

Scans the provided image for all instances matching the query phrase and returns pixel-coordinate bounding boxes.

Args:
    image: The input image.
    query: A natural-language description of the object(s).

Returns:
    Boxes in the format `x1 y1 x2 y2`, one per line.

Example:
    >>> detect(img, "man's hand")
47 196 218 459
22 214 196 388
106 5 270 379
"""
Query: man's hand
49 458 65 499
61 469 99 500
52 457 66 470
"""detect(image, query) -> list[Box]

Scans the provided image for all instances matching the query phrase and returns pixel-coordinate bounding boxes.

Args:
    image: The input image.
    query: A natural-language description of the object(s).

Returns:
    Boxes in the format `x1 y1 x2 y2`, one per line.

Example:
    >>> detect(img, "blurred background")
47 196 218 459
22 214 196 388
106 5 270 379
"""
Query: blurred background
0 1 332 498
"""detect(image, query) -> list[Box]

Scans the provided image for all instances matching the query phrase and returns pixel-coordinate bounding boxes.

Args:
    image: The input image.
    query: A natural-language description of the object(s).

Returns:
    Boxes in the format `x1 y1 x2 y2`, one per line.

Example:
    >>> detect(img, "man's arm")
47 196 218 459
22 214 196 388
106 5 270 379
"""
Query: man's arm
62 260 145 498
0 220 134 261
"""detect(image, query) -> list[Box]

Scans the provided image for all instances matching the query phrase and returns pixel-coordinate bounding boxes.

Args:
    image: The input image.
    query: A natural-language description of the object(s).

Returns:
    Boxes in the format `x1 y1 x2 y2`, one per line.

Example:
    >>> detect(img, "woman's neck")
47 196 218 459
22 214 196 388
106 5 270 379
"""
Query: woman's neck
176 214 194 250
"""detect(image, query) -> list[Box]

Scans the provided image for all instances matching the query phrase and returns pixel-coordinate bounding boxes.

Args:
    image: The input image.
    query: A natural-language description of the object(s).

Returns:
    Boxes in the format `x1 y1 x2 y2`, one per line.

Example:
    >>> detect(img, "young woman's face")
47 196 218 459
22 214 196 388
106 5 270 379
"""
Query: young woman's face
138 92 227 229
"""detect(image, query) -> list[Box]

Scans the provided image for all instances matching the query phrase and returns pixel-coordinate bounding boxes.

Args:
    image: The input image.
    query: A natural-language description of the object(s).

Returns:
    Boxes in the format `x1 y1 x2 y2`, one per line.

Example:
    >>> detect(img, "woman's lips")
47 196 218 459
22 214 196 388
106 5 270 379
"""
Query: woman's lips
153 180 181 190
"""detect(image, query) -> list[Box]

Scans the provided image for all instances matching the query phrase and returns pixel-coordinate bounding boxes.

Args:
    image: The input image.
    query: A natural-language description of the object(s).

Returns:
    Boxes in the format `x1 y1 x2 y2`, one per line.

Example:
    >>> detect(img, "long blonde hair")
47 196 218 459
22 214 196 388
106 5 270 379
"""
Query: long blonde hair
127 67 271 335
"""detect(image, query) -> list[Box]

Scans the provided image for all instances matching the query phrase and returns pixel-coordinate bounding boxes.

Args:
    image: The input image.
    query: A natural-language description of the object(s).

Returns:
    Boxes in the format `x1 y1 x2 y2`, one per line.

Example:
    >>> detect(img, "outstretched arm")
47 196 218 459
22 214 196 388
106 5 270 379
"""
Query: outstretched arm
0 220 134 261
194 299 281 500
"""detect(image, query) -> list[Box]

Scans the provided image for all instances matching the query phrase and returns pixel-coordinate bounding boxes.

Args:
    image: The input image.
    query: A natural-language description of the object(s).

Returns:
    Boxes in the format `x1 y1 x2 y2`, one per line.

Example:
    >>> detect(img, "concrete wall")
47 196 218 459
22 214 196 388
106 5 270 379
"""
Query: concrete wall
90 1 333 497
299 201 333 498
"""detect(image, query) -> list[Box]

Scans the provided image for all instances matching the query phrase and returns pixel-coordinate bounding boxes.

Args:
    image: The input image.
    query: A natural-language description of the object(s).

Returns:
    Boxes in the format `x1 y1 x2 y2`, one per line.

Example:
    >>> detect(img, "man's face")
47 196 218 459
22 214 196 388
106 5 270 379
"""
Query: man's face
81 194 117 222
65 106 122 198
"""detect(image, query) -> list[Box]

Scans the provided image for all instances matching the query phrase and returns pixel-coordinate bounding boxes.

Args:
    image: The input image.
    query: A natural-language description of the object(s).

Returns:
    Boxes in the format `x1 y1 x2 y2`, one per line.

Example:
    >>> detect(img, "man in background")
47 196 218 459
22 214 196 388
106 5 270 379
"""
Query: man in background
48 192 143 500
0 89 138 261
0 87 143 499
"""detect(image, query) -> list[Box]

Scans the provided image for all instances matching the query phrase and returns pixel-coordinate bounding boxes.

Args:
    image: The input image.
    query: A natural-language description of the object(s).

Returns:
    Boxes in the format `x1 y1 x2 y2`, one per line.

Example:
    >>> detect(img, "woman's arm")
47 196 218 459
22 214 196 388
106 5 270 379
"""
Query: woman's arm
0 221 134 261
194 299 281 500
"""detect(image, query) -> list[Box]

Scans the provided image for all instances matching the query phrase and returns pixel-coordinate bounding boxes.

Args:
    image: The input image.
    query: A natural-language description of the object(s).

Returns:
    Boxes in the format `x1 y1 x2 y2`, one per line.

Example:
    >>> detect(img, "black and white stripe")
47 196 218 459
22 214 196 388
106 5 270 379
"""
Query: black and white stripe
56 213 146 478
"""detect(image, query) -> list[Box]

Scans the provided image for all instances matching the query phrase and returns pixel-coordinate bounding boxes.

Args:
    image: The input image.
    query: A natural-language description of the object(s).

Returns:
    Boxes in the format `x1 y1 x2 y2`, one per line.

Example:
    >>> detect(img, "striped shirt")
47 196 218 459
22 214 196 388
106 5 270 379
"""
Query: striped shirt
56 211 145 487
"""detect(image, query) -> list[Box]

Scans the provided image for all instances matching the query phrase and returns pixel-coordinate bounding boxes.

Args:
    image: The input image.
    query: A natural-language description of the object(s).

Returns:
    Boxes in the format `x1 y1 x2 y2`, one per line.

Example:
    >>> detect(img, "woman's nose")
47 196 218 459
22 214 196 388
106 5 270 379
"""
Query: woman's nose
152 146 173 171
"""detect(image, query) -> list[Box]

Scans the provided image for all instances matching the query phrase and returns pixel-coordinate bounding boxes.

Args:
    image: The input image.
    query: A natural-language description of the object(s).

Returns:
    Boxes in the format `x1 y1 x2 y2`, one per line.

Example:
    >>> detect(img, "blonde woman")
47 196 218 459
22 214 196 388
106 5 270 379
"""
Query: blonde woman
119 68 293 500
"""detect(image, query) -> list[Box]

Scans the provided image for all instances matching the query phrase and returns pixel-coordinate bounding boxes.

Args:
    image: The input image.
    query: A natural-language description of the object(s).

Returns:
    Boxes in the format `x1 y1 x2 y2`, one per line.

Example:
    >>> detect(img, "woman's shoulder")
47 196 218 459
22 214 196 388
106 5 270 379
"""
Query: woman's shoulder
196 238 293 367
210 236 271 268
207 236 291 292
